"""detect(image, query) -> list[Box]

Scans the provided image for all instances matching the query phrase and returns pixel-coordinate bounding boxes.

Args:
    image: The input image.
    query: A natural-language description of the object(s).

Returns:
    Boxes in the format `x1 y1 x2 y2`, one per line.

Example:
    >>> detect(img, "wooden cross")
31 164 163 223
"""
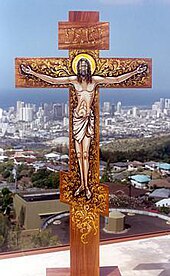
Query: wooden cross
15 11 152 276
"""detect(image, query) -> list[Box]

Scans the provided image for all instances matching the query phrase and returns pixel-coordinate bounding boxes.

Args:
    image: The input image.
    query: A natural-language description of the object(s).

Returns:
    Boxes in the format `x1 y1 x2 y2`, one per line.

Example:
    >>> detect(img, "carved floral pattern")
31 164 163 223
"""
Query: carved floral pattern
17 50 151 243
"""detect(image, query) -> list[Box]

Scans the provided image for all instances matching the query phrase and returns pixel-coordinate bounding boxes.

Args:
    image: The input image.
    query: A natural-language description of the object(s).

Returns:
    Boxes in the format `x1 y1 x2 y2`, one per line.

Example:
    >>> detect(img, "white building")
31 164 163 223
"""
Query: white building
103 102 111 113
0 148 4 156
155 198 170 207
165 98 170 109
104 117 115 126
22 106 33 122
63 117 69 127
132 107 139 118
17 102 34 122
130 174 151 189
45 152 61 160
0 108 3 120
16 101 24 121
159 98 165 112
116 101 122 114
64 102 69 117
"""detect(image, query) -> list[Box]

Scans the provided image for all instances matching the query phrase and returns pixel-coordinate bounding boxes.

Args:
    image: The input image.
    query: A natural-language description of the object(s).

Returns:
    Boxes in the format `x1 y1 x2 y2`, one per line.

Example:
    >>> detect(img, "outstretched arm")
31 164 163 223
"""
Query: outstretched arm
94 64 148 85
20 64 76 85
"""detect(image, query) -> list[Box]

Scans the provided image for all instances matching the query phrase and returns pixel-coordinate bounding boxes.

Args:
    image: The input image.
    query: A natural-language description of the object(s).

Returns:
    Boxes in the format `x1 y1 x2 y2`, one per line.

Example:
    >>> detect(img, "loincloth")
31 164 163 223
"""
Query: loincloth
73 109 94 143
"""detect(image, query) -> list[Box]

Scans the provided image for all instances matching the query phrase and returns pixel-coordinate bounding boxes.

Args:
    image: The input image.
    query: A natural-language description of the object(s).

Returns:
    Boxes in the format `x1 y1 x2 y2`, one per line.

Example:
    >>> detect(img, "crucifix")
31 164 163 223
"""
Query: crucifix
15 11 152 276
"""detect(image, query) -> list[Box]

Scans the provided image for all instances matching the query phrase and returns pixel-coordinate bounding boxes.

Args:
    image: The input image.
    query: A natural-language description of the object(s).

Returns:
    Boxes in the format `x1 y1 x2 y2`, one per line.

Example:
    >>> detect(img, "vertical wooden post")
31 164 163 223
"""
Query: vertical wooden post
15 11 152 276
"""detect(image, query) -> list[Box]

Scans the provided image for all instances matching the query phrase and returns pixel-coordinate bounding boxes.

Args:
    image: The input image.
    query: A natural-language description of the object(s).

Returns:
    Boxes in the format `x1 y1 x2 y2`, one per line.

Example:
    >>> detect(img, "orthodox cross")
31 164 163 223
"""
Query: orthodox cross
15 11 152 276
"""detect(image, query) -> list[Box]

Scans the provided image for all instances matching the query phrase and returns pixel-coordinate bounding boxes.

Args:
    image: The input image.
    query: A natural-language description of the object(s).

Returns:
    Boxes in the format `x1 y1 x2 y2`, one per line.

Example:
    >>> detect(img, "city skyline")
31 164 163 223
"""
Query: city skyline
0 94 170 111
0 0 170 105
1 96 170 143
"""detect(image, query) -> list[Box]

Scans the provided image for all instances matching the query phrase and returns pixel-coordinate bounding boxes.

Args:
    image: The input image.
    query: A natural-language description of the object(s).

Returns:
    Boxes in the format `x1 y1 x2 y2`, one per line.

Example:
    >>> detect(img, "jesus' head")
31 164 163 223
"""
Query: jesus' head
77 58 92 83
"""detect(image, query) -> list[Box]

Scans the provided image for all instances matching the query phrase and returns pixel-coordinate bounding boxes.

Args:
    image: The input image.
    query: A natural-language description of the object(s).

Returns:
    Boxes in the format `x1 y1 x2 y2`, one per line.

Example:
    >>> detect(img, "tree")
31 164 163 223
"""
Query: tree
8 222 21 251
31 229 60 248
19 206 25 228
100 161 113 183
0 188 13 215
2 170 10 179
160 206 170 215
31 169 59 189
0 161 14 180
0 213 10 251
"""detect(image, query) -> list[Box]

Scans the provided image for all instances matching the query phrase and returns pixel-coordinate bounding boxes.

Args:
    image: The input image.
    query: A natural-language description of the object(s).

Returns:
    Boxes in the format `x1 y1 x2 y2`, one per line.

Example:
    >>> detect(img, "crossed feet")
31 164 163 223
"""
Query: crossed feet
74 185 92 200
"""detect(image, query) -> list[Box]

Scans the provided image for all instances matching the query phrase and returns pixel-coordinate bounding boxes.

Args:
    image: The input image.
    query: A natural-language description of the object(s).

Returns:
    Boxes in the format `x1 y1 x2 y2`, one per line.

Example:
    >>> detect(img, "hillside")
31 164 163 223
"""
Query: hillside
100 134 170 163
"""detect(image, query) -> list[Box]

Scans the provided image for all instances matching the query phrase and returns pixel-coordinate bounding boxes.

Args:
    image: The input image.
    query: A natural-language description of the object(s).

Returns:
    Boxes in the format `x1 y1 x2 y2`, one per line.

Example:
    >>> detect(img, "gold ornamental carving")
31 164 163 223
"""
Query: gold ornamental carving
64 26 105 45
16 50 151 244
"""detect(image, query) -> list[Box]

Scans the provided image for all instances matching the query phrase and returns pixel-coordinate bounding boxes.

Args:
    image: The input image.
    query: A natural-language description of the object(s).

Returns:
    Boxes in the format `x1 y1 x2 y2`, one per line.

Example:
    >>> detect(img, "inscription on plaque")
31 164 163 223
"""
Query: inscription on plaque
58 22 109 50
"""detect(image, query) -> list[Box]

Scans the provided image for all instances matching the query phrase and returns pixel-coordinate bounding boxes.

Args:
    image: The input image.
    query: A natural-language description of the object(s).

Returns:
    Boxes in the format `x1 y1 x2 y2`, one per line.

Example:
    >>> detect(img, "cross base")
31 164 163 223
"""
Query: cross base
46 266 122 276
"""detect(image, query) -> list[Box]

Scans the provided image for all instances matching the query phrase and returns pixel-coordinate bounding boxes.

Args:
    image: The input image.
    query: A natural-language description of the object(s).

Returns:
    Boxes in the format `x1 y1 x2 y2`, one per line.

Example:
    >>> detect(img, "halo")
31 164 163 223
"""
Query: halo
72 53 96 75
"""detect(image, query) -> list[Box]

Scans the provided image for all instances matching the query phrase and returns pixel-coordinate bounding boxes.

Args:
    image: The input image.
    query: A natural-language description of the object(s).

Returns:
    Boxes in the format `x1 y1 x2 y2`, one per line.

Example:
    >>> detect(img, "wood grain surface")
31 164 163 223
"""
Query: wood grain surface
69 11 99 22
15 11 152 276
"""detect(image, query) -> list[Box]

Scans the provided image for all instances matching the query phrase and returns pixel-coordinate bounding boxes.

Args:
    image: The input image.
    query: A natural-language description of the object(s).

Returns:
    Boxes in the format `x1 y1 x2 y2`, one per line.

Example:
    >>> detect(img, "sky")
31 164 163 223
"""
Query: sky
0 0 170 107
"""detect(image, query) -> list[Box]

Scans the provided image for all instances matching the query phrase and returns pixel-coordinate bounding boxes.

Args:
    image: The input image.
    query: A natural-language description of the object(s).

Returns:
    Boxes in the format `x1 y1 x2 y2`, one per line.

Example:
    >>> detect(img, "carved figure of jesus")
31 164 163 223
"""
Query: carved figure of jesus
21 55 147 200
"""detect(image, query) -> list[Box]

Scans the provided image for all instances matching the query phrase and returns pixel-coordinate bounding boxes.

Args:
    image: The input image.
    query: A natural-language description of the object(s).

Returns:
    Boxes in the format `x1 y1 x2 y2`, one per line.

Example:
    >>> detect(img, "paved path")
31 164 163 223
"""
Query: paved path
0 235 170 276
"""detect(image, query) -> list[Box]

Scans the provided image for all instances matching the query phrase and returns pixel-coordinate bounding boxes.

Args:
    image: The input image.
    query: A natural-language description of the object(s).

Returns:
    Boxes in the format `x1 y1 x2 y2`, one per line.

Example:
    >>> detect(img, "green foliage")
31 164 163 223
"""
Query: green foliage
100 162 113 183
2 170 10 179
0 161 16 182
109 193 142 209
100 135 170 163
31 169 49 182
31 229 59 248
8 223 21 250
31 169 59 189
1 187 11 196
17 164 29 174
0 188 13 214
0 162 34 184
160 206 170 215
0 213 10 251
0 235 4 247
0 161 14 174
16 164 32 181
19 206 25 227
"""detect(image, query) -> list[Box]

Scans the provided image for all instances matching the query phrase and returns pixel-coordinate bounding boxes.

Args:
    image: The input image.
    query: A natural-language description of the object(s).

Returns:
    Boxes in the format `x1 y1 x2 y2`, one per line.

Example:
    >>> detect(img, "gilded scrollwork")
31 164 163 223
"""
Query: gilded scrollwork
60 79 108 244
16 58 73 88
17 49 151 243
95 57 150 87
59 50 151 243
61 176 108 244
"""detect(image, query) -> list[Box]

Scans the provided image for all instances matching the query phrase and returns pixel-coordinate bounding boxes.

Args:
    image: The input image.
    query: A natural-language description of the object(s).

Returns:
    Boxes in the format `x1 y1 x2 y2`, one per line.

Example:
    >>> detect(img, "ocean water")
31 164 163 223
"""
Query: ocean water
0 88 169 109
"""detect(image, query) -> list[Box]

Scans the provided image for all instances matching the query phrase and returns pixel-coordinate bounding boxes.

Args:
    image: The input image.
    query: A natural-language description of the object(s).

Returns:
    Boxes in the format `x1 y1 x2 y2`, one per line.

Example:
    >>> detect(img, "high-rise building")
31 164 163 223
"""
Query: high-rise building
41 103 52 120
64 102 69 117
22 105 33 122
159 98 165 112
111 104 115 116
116 101 122 114
152 101 160 111
53 103 63 119
16 101 24 121
165 98 170 109
103 102 111 113
132 107 139 118
16 102 34 122
0 108 3 120
63 117 69 127
37 107 44 121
